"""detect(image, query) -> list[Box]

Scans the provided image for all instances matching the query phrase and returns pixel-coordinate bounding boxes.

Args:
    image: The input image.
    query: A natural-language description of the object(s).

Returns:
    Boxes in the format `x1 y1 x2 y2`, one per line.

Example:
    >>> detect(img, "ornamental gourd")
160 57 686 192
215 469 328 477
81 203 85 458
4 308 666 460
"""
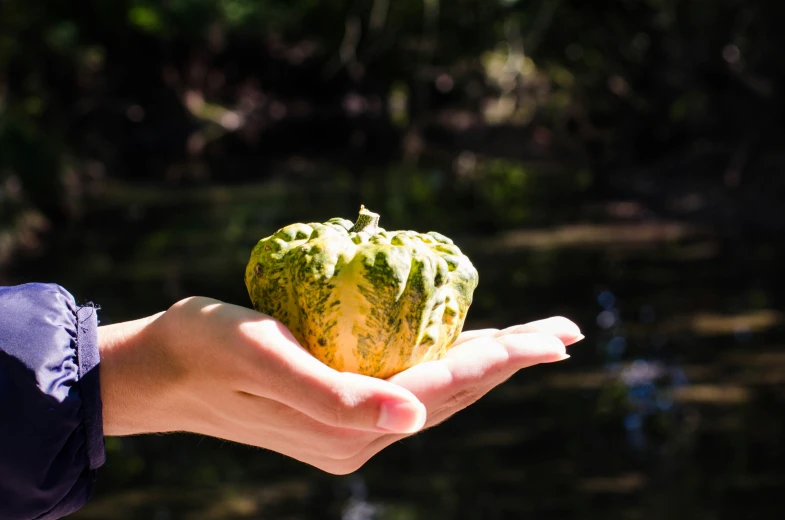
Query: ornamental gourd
245 206 479 379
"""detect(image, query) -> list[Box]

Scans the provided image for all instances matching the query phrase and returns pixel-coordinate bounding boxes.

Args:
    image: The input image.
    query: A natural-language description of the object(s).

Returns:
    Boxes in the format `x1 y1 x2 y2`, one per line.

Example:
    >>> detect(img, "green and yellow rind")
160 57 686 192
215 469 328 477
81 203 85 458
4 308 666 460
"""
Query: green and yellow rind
244 208 479 379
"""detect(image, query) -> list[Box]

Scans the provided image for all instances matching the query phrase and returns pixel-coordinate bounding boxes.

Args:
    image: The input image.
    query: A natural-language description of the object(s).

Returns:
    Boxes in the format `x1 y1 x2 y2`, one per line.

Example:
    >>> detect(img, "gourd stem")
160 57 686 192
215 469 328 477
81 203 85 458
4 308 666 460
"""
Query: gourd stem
350 205 381 234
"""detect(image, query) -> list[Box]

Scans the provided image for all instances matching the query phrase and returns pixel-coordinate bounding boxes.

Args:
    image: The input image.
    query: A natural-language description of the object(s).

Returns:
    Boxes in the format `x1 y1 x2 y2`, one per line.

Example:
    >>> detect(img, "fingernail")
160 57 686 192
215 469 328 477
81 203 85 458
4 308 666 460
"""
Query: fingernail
377 400 427 433
574 334 585 342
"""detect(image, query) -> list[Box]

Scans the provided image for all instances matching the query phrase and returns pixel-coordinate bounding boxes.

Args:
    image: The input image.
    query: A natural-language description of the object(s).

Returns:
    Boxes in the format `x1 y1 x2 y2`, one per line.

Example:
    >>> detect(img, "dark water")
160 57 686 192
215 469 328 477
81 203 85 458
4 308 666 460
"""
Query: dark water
11 164 784 520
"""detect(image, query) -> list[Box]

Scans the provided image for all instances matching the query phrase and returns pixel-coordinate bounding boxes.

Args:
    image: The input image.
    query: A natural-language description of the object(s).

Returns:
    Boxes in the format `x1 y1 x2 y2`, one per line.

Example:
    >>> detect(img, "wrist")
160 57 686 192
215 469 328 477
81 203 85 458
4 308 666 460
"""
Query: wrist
98 311 182 436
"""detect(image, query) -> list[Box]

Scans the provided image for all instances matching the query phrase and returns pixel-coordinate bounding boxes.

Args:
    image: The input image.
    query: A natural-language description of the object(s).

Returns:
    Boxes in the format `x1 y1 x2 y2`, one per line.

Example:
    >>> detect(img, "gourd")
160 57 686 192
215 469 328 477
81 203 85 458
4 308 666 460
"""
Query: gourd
245 206 478 379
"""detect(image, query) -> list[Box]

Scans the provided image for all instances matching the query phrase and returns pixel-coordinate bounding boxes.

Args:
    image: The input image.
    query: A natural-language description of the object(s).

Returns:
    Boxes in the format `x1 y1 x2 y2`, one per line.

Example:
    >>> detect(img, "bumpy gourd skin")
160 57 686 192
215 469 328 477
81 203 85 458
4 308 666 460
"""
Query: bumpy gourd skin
245 208 479 379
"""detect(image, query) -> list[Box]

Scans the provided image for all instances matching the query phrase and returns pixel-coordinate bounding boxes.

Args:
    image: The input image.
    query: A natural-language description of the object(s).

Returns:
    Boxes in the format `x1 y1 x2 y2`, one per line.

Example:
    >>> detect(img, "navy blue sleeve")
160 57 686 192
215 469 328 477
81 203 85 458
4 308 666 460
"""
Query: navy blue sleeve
0 283 106 520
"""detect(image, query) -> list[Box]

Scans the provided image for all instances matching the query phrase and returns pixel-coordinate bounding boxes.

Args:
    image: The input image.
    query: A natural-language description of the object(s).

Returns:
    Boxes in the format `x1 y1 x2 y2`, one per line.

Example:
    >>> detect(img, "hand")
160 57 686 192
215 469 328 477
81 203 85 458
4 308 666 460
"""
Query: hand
98 297 583 474
311 316 584 473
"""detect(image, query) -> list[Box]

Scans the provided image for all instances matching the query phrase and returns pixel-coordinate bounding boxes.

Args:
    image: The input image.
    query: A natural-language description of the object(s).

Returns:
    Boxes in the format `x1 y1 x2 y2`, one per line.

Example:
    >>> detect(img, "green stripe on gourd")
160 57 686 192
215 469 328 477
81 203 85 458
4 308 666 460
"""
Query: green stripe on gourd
245 205 479 379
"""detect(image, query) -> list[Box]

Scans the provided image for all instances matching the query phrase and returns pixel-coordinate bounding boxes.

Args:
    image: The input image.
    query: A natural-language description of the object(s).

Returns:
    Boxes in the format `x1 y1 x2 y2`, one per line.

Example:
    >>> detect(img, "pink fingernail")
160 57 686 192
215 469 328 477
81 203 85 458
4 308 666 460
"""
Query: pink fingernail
377 400 426 433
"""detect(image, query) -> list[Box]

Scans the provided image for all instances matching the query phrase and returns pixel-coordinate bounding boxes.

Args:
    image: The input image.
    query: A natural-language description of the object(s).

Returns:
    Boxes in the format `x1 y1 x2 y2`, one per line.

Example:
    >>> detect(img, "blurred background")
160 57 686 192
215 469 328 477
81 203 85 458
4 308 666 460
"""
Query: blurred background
2 0 785 518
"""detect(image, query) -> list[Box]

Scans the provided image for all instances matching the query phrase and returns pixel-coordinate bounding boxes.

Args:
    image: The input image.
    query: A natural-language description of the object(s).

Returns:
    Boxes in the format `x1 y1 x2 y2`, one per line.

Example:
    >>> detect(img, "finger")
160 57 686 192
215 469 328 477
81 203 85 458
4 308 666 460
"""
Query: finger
451 328 500 345
236 318 427 434
449 331 569 367
389 332 567 405
227 391 378 459
454 316 584 347
189 390 380 472
442 331 568 401
390 333 566 427
497 316 584 345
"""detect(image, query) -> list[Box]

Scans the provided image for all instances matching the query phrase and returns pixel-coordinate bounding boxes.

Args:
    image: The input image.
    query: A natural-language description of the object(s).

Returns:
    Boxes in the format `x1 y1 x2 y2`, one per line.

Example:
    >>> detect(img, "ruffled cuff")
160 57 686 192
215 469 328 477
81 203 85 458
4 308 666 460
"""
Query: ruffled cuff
76 304 106 470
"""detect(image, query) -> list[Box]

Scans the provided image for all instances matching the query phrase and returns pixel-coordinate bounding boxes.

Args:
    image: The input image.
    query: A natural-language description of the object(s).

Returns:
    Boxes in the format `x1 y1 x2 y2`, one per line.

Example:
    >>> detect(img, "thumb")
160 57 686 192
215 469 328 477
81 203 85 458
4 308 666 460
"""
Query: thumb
239 319 427 434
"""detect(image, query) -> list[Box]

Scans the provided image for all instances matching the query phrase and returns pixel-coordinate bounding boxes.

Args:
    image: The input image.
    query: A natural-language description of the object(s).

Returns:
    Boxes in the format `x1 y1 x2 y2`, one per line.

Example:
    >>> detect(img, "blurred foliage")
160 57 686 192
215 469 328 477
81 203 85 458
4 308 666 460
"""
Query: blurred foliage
2 0 784 250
